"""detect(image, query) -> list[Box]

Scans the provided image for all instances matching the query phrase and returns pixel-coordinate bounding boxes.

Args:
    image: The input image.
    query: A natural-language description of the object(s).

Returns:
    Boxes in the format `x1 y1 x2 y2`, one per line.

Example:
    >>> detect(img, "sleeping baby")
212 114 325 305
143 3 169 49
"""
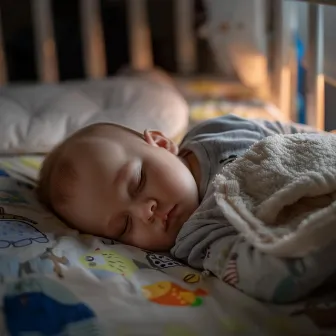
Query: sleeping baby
37 115 335 303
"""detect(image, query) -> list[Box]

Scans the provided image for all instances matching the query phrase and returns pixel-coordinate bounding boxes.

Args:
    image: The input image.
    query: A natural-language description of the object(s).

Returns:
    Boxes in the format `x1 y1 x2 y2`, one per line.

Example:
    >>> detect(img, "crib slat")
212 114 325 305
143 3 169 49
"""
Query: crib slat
175 0 196 75
306 4 325 130
272 0 298 122
80 0 107 79
0 8 7 85
127 0 153 70
32 0 58 83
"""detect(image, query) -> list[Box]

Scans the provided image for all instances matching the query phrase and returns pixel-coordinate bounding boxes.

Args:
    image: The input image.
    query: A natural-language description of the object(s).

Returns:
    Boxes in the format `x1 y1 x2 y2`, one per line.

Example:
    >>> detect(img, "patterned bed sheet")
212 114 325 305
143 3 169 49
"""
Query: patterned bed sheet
0 157 335 335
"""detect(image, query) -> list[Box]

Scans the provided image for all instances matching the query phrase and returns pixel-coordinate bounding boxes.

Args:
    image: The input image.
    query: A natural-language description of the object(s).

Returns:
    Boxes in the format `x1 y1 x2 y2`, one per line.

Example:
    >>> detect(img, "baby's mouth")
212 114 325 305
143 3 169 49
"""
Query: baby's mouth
164 205 177 231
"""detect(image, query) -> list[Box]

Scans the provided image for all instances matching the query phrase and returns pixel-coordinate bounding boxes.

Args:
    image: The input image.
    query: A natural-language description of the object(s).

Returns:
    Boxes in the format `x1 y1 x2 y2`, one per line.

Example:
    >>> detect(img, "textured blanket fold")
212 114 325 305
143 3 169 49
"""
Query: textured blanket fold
214 133 336 258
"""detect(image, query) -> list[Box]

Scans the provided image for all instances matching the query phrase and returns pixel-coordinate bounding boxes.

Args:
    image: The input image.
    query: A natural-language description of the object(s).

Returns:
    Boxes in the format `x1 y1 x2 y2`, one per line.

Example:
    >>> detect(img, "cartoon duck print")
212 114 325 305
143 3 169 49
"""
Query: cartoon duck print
79 248 139 279
4 277 101 336
0 207 48 248
142 281 208 307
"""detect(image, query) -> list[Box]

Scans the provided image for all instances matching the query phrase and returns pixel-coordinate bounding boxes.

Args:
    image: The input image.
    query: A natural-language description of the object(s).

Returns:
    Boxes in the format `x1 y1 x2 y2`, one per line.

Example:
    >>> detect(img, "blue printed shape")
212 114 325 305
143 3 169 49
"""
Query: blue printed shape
0 248 68 279
4 277 100 336
0 208 48 248
0 169 9 177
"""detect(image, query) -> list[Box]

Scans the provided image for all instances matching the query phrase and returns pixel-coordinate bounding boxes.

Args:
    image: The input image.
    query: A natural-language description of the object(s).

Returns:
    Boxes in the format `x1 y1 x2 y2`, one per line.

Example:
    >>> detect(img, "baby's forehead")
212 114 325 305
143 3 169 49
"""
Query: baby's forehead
68 135 123 153
61 136 129 179
62 136 118 164
52 129 142 192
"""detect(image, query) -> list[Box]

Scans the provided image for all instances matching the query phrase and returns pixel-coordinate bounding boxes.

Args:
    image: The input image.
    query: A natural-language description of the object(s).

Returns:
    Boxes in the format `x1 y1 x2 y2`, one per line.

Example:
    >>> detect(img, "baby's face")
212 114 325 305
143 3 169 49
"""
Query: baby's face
51 128 199 251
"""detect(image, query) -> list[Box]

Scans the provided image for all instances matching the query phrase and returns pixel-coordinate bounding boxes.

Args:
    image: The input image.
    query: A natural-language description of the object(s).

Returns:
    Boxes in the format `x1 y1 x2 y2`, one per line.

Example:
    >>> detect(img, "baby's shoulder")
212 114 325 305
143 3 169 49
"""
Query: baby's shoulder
188 188 224 222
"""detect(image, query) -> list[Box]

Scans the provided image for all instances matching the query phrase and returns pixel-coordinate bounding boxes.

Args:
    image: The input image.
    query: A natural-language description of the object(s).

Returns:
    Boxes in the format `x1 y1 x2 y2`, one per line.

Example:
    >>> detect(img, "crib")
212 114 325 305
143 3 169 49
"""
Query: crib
0 1 335 335
0 1 331 133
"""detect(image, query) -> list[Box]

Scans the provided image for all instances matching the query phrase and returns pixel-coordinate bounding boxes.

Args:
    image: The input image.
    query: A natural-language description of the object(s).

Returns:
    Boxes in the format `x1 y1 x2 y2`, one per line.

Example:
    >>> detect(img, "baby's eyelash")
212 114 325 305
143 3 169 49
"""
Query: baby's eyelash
136 167 146 193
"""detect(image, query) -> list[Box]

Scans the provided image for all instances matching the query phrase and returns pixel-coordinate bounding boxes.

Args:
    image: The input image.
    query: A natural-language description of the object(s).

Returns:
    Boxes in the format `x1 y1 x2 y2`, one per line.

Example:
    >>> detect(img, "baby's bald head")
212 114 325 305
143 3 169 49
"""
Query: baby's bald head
36 123 144 221
36 122 198 252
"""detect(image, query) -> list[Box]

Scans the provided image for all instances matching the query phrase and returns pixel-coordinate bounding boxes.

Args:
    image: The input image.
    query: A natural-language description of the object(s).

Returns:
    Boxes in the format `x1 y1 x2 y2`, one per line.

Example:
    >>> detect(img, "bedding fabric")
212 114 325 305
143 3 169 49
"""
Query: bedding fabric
0 158 335 335
214 132 336 258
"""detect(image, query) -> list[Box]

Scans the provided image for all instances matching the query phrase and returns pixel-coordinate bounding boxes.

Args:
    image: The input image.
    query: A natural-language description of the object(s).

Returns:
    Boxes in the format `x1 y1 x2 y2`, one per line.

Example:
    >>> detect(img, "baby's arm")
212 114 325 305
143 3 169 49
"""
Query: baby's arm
203 233 336 303
173 193 335 303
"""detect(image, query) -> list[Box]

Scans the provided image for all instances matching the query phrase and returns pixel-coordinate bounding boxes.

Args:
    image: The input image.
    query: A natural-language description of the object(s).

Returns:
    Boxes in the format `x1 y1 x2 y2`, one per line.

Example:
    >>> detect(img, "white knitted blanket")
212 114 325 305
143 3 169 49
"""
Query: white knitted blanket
214 133 336 258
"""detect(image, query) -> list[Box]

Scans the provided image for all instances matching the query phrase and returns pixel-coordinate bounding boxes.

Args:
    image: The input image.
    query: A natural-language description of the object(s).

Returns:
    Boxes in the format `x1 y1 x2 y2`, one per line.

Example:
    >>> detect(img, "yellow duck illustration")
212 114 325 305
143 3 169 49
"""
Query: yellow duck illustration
142 281 207 307
79 248 138 279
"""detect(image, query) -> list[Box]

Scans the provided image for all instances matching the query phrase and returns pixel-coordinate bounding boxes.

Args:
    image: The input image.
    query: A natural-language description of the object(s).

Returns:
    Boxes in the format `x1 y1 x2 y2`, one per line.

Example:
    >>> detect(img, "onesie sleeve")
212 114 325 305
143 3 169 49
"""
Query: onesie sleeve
255 119 318 137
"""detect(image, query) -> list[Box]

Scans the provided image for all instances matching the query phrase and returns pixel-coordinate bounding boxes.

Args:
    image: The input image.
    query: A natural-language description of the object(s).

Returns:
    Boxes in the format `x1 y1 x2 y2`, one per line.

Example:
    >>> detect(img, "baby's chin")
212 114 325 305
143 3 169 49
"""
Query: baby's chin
143 233 179 252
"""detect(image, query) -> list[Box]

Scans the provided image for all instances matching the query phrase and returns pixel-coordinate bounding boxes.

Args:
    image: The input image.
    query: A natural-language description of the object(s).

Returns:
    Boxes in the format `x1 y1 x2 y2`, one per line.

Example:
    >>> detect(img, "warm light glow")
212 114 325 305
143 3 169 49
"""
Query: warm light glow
279 66 292 122
43 38 55 58
231 51 269 91
89 22 106 78
128 0 153 71
307 74 325 131
42 38 58 83
316 74 325 131
132 26 153 70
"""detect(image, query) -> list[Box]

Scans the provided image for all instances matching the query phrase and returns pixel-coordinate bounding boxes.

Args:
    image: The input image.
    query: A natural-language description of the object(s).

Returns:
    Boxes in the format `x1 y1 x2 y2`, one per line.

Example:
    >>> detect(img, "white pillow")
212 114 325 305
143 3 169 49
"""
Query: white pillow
0 76 189 153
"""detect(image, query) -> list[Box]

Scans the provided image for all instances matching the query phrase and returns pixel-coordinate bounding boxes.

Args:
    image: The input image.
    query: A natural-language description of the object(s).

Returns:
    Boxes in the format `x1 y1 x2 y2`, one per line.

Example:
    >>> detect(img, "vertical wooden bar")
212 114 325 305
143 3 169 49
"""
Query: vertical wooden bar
174 0 196 75
32 0 58 83
80 0 107 79
272 0 298 121
127 0 153 70
306 4 325 130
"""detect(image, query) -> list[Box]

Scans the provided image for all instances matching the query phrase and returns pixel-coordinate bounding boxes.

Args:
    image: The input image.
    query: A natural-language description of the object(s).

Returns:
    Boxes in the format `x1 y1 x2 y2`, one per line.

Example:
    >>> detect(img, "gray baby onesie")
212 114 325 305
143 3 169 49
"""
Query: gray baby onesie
171 115 336 303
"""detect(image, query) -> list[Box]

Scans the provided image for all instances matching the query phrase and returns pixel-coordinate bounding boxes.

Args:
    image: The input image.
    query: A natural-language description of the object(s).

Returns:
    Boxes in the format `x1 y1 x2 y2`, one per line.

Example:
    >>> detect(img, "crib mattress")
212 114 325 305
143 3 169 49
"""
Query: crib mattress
174 77 287 130
0 158 334 335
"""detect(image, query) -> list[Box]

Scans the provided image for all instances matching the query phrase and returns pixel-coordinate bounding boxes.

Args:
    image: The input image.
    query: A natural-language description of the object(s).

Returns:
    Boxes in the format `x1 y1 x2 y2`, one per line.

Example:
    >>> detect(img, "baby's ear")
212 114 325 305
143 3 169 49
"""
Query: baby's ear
144 130 178 155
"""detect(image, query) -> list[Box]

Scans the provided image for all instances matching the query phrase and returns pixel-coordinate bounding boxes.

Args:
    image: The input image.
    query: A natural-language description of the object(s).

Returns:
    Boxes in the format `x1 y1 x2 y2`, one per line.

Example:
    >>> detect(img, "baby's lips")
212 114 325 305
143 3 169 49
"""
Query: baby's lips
162 220 168 231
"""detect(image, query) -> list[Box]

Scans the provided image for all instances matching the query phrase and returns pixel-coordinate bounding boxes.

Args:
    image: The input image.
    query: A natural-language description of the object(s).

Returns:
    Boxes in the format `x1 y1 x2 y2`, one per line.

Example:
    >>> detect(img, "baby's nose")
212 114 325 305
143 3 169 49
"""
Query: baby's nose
134 199 157 222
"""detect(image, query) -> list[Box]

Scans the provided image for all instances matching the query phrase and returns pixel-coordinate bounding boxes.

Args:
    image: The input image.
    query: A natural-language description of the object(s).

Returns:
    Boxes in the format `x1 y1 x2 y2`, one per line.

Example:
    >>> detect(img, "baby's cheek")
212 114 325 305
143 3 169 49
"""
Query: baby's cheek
131 229 174 251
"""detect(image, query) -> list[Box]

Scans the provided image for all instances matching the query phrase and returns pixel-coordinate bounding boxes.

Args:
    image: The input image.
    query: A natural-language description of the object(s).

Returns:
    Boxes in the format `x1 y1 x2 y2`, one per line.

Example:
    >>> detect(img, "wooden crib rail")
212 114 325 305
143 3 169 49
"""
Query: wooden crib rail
0 0 197 85
306 2 325 130
32 0 59 83
273 0 336 129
